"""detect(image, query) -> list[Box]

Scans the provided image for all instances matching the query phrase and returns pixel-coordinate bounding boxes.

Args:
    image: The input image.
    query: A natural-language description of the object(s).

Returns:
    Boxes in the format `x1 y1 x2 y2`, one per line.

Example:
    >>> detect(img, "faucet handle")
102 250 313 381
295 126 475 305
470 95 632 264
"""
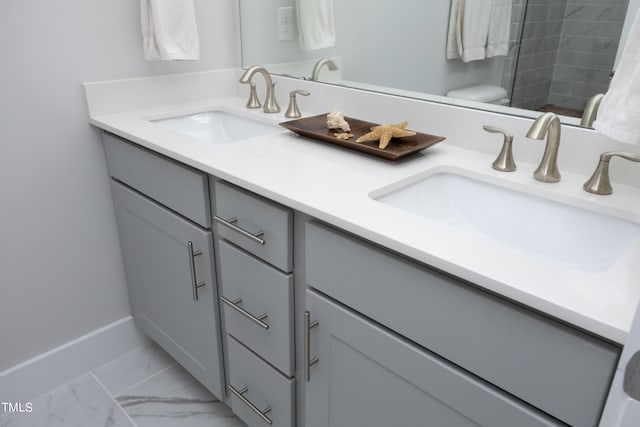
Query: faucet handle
246 82 261 109
583 151 640 195
285 90 310 119
483 125 516 172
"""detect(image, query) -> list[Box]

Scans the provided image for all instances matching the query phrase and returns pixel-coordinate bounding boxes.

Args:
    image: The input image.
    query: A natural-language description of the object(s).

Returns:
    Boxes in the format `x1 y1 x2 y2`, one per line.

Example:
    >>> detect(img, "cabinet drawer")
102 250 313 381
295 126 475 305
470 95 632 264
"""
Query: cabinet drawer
103 133 211 227
227 336 294 427
214 180 292 272
305 221 619 427
219 240 294 376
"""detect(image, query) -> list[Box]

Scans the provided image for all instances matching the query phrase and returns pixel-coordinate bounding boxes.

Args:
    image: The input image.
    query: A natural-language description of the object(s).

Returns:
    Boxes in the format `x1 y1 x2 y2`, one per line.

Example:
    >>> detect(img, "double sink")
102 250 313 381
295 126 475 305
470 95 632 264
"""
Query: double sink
151 110 640 272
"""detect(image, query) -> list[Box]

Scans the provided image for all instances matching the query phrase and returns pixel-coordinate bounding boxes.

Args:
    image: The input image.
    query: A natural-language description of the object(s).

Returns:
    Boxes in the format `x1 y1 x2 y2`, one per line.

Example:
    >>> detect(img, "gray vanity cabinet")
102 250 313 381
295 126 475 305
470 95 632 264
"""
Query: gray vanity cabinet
100 130 620 427
103 133 225 399
304 289 561 427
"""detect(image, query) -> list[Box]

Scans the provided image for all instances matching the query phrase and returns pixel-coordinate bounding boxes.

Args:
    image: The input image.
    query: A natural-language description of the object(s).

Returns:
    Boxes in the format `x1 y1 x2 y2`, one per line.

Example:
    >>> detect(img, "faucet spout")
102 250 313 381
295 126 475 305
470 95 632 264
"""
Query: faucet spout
526 112 562 183
311 59 338 81
239 65 280 113
580 93 604 128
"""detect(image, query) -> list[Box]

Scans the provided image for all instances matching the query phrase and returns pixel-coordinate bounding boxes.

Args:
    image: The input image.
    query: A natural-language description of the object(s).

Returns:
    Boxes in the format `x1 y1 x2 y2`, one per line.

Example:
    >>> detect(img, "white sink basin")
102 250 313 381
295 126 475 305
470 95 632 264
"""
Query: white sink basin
373 172 640 271
152 111 281 143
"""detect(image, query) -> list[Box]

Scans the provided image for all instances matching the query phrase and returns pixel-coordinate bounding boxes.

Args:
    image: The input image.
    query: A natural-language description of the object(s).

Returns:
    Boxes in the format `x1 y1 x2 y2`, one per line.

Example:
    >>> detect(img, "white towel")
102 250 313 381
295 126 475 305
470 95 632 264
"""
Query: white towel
296 0 336 51
446 0 462 59
594 10 640 144
446 0 493 62
140 0 200 61
486 0 512 58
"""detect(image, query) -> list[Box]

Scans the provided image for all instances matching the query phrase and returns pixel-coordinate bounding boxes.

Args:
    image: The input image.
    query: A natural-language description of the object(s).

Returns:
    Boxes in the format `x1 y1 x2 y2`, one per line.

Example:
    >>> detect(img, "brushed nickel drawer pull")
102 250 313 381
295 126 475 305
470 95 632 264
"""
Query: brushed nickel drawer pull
187 241 205 301
228 385 273 425
304 311 319 383
214 216 266 245
220 296 269 330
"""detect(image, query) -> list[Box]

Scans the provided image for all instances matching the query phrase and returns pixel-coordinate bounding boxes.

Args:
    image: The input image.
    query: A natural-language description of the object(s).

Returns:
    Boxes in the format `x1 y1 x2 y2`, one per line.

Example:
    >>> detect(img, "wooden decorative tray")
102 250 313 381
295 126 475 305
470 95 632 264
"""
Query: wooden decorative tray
279 114 445 160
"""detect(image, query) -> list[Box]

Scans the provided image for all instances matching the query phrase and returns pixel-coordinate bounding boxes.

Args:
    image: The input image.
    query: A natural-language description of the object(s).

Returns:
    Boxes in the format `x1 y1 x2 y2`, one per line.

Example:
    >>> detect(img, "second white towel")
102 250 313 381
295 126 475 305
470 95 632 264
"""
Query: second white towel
140 0 200 61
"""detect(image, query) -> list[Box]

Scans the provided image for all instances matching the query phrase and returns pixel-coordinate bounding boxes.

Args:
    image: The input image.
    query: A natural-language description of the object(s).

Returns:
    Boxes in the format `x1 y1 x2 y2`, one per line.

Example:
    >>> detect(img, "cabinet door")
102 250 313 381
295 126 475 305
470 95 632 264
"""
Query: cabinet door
111 181 224 399
304 289 562 427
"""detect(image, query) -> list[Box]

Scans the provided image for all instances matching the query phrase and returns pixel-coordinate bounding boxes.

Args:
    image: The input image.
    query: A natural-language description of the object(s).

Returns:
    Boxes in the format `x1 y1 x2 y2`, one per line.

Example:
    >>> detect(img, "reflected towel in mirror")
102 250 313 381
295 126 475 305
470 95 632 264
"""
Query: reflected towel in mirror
595 10 640 144
486 0 512 58
446 0 491 62
297 0 336 51
446 0 511 62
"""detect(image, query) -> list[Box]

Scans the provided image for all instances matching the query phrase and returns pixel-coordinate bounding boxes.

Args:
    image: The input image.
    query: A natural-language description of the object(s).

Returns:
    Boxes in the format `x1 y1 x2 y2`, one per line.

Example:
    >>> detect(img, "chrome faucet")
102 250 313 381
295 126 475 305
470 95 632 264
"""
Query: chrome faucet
583 151 640 195
239 65 280 113
580 93 604 128
311 58 338 81
526 112 562 183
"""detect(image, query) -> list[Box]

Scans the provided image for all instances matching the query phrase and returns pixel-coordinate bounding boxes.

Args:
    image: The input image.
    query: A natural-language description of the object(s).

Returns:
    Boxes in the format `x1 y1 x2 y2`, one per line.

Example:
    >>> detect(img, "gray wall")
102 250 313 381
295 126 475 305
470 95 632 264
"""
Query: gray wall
0 0 238 371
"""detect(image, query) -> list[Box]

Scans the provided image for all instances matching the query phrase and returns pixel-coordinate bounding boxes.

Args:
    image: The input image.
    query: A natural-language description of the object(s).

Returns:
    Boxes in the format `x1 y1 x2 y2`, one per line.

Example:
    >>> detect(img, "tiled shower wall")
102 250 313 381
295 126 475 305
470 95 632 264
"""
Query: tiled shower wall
501 0 528 101
509 0 629 112
510 0 568 111
547 0 629 110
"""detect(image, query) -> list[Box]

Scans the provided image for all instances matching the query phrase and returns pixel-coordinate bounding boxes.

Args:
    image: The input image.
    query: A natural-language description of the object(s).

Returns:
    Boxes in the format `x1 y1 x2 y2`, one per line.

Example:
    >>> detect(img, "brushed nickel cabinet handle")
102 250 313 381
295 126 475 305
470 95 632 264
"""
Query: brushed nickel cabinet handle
228 385 273 425
187 241 205 301
220 296 269 330
304 310 319 382
214 216 266 245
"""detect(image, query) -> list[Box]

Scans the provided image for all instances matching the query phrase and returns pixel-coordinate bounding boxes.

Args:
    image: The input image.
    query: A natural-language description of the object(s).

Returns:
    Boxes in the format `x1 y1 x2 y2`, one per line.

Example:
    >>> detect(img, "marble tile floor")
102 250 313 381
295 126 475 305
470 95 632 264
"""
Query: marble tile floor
0 342 246 427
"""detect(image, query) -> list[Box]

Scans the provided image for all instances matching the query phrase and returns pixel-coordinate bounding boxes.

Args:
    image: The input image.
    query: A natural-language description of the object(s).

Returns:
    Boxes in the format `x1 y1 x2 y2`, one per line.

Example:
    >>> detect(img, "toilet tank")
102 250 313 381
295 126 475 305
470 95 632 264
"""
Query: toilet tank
446 85 508 105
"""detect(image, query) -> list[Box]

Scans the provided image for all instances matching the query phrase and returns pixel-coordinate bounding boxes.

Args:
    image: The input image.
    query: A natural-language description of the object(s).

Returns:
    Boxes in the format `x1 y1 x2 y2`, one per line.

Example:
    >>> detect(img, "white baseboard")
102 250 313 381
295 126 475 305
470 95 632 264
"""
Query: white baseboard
0 316 148 402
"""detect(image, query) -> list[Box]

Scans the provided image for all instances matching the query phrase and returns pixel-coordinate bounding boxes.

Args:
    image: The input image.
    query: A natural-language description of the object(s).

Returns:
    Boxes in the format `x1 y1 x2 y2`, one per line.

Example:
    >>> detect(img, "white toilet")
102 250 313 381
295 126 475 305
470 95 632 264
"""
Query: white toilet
446 84 509 105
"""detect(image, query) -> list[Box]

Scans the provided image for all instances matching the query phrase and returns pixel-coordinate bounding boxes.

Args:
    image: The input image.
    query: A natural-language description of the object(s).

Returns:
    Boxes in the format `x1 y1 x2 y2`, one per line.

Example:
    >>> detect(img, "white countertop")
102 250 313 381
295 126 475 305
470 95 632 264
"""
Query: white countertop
88 91 640 345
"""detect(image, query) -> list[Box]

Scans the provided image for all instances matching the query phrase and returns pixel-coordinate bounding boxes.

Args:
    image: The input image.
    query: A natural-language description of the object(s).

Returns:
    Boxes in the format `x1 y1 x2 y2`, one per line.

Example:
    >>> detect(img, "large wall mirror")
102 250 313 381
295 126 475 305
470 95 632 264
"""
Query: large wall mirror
239 0 639 128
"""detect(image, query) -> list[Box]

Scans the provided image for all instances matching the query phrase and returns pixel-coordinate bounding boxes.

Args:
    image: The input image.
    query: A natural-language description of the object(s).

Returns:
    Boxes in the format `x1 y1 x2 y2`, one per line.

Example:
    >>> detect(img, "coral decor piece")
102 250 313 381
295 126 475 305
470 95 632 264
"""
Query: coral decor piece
326 110 351 132
356 122 417 149
333 132 354 140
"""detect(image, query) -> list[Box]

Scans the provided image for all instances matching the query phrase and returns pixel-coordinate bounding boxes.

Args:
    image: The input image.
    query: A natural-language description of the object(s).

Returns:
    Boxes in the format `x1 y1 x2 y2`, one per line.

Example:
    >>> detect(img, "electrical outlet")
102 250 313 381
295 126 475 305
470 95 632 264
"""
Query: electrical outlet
277 7 295 41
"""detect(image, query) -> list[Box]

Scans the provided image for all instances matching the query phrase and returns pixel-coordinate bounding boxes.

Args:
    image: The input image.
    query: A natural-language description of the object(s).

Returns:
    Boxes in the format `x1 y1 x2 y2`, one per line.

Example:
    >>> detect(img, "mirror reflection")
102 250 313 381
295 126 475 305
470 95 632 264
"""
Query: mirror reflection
240 0 636 127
